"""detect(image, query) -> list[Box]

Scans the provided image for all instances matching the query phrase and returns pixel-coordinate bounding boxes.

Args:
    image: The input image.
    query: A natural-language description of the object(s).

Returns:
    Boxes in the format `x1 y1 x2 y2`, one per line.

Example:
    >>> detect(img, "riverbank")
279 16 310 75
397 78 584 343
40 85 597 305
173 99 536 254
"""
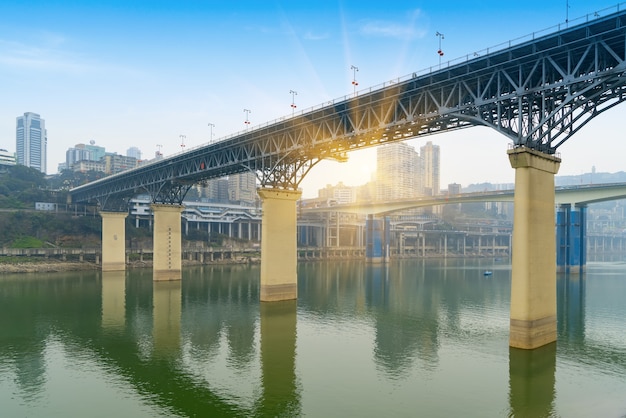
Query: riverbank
0 257 262 274
0 251 505 274
0 260 100 274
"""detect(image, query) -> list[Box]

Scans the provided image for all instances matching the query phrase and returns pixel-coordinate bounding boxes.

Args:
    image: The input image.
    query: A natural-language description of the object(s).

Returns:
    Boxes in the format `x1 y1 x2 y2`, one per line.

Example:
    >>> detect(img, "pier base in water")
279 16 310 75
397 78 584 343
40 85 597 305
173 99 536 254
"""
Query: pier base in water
258 189 301 302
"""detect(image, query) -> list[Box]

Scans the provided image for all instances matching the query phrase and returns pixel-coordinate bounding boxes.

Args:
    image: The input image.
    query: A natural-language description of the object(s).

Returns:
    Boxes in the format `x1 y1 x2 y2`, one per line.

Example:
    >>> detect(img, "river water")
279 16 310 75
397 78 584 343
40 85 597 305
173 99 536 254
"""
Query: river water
0 258 625 417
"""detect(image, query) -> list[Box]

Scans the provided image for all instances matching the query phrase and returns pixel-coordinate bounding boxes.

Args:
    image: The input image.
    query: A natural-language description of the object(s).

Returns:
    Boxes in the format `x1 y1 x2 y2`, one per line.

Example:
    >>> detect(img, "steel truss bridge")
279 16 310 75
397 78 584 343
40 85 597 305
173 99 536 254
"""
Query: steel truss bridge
71 7 626 208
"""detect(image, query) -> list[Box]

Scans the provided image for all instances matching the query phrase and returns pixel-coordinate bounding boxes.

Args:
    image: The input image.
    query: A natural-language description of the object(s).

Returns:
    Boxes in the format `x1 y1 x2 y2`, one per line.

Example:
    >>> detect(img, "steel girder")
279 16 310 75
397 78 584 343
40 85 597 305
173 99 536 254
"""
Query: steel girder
70 9 626 205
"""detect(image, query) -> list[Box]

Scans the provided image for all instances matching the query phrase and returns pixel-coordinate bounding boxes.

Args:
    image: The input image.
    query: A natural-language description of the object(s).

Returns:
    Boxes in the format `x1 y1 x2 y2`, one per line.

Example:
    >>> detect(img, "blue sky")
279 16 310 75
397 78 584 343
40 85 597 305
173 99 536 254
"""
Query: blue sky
1 1 625 197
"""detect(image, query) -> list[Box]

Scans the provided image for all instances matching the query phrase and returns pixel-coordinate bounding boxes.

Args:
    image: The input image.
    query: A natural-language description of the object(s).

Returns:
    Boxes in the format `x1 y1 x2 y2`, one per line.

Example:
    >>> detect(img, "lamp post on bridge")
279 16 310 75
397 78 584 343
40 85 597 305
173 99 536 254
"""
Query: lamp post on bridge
179 135 186 152
208 123 215 143
351 65 359 96
436 31 444 69
244 109 251 130
289 90 297 116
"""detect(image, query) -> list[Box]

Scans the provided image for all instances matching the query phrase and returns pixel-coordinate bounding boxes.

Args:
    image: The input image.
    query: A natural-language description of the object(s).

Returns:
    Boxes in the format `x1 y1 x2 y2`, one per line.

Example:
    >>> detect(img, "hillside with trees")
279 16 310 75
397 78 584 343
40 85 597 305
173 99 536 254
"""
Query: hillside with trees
0 166 104 248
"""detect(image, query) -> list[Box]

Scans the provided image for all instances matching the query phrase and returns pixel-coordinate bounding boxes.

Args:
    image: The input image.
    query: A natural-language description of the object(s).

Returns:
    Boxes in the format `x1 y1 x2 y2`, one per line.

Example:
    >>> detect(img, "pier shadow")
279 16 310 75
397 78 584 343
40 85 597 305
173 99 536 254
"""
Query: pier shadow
508 343 556 417
256 300 301 417
153 280 182 358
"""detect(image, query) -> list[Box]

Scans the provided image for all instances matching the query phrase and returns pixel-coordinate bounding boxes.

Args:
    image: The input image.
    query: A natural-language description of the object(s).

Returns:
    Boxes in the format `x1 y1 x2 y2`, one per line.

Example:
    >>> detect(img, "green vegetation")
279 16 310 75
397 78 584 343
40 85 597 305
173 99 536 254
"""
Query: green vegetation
0 165 52 208
0 211 102 248
0 166 105 248
11 236 46 248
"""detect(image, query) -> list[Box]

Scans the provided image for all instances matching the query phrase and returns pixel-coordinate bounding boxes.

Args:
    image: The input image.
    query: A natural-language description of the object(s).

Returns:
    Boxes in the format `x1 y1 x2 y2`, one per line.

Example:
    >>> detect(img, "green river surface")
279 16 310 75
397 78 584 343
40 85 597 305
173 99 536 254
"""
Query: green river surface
1 258 625 417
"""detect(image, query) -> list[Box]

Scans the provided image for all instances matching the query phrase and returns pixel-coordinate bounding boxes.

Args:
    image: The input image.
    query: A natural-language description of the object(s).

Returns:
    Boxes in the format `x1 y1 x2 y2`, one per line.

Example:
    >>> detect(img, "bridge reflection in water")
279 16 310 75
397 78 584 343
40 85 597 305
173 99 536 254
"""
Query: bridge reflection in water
1 261 625 416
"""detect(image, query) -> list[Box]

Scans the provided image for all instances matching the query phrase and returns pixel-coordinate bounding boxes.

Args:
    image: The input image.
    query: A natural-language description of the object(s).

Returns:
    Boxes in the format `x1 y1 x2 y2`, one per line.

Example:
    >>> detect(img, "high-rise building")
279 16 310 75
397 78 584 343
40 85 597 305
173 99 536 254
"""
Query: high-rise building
420 141 440 196
228 172 258 204
64 141 106 171
65 144 92 171
85 140 105 162
376 142 421 201
201 178 229 202
127 147 142 161
318 182 357 204
16 112 47 173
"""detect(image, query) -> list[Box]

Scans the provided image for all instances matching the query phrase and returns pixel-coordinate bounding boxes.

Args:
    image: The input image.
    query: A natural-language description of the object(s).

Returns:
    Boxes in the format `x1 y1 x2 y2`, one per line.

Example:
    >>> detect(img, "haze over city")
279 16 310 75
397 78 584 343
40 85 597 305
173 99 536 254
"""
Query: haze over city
2 0 625 197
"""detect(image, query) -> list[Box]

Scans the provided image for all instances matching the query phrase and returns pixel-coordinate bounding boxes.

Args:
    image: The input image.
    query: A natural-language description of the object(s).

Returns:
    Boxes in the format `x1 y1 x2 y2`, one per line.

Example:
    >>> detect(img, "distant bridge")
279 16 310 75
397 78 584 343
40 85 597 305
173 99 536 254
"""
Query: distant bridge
303 182 626 215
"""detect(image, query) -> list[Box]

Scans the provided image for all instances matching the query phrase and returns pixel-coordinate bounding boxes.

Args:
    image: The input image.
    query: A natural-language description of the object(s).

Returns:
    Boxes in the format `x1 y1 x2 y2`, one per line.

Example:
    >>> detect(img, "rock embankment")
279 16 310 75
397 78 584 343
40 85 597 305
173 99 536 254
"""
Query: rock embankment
0 261 99 274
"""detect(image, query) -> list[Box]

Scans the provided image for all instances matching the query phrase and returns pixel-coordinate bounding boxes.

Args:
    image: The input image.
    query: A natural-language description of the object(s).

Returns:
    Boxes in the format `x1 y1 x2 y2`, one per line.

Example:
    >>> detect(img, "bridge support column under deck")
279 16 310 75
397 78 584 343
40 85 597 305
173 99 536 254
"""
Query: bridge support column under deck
258 189 301 302
365 215 390 263
152 204 184 281
100 211 128 272
508 148 561 350
556 204 587 274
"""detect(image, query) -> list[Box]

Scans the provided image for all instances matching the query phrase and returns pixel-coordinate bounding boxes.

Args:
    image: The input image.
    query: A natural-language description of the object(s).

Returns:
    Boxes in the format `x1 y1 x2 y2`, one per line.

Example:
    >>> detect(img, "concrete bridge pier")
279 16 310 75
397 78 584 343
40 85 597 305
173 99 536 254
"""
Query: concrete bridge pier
258 189 301 302
151 204 184 281
508 147 561 350
100 211 128 271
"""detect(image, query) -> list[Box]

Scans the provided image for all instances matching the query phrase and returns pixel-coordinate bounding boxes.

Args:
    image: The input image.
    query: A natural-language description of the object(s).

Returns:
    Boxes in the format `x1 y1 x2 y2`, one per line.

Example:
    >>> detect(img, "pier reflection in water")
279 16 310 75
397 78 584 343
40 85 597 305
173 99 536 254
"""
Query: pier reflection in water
0 260 625 417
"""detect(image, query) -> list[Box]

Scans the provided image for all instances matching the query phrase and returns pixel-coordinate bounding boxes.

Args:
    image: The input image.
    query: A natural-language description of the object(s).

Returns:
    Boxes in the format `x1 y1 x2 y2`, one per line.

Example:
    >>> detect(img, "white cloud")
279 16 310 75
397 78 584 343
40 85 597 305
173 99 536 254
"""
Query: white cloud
358 9 426 41
0 38 89 73
303 30 330 41
0 38 144 78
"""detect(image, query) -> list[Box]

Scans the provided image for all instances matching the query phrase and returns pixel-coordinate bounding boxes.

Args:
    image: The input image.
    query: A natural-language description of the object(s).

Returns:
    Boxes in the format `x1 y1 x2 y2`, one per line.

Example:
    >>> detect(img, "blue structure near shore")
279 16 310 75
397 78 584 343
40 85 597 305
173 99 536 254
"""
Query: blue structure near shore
557 204 587 273
365 215 390 263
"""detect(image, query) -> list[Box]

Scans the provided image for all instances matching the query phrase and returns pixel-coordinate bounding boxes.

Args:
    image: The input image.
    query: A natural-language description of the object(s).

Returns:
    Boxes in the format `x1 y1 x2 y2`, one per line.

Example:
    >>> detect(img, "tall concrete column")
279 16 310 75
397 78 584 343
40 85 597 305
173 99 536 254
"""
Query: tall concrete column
508 147 561 350
100 211 127 271
258 189 301 302
151 204 184 281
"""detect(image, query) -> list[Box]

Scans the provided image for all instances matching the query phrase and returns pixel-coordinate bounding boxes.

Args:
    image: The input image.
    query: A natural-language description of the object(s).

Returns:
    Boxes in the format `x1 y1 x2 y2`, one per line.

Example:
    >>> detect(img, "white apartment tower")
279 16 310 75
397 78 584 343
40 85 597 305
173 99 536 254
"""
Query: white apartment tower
376 142 421 201
16 112 47 173
420 141 440 196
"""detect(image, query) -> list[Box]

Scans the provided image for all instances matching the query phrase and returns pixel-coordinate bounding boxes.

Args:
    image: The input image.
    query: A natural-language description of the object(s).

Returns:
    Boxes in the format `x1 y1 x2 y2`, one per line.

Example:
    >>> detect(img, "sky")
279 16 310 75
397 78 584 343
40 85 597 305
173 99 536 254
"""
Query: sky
2 0 625 198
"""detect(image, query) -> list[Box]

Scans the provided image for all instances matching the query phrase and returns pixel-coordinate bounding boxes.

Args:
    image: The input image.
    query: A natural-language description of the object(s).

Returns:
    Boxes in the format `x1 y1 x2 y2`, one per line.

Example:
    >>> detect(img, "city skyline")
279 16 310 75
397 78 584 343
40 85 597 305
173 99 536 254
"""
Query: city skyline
2 1 625 197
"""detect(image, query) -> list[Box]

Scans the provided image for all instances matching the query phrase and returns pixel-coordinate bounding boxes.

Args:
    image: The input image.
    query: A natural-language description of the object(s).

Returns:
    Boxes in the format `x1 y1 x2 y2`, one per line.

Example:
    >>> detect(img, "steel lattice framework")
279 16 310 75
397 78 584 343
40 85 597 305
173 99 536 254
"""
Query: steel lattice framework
71 9 626 208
